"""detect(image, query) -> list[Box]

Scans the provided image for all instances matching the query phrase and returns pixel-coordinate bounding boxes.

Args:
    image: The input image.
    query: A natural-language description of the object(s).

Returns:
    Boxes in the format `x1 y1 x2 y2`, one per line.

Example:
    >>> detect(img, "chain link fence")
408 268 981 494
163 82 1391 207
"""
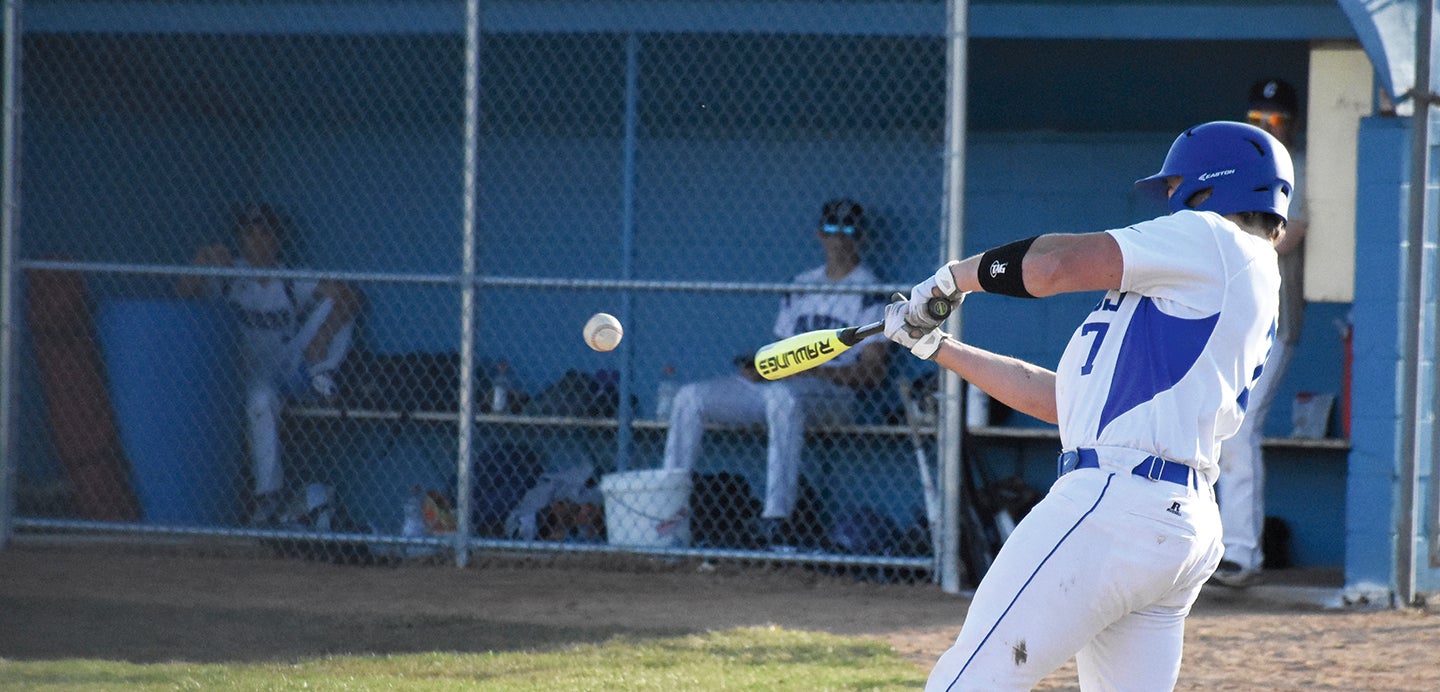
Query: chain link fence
6 1 959 580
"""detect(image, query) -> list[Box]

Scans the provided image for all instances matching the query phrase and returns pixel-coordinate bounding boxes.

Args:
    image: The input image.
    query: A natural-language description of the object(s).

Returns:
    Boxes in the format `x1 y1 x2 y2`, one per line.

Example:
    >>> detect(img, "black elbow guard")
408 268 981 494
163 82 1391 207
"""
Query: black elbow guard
977 236 1039 298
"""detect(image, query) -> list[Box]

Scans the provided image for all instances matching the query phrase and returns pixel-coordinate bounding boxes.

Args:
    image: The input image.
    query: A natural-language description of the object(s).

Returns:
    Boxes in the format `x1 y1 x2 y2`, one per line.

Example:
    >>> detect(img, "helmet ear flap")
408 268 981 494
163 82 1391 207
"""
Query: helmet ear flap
1182 187 1214 210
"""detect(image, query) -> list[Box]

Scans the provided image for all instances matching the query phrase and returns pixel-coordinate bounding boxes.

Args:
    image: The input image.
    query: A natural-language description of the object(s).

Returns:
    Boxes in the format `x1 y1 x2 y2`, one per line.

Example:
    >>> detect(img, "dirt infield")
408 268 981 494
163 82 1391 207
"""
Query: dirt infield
1 539 1437 690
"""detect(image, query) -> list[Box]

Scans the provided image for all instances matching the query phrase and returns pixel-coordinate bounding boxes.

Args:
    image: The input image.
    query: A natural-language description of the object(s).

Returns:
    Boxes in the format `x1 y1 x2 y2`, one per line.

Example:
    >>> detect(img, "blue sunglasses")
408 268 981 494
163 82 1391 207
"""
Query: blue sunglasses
821 223 857 236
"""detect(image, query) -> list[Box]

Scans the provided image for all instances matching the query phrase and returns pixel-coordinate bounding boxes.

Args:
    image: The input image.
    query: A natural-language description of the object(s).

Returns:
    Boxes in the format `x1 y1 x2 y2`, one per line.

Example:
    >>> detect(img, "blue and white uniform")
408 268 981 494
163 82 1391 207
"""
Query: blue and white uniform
927 210 1278 691
663 263 887 521
205 264 355 500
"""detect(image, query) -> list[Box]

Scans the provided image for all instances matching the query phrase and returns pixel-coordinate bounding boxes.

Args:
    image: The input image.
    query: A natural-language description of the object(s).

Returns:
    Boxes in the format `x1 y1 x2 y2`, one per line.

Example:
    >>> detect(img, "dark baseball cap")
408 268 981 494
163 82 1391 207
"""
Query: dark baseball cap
234 203 283 236
819 198 865 235
1248 79 1298 115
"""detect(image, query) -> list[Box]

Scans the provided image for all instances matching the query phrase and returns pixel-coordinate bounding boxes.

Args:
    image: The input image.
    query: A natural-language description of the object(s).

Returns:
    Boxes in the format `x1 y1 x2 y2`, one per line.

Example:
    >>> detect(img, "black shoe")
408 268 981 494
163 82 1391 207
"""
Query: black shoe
248 492 285 527
762 517 797 553
1209 559 1260 588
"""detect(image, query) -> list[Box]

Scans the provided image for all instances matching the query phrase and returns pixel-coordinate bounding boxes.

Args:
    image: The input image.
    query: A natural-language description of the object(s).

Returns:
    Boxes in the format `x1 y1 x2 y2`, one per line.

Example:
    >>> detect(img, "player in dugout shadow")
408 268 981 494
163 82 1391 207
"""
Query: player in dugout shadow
177 204 363 527
1211 78 1310 588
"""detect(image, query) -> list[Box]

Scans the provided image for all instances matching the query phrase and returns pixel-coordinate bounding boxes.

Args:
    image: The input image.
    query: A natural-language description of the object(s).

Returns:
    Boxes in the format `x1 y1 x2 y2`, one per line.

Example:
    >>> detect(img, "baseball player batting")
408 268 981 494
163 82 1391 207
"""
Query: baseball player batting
885 121 1292 691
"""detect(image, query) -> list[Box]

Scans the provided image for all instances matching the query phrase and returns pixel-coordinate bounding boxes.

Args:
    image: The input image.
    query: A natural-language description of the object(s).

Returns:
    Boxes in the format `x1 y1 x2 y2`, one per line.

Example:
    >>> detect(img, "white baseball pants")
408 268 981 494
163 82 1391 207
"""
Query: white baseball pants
245 299 354 497
1216 339 1293 572
661 374 854 519
926 460 1222 692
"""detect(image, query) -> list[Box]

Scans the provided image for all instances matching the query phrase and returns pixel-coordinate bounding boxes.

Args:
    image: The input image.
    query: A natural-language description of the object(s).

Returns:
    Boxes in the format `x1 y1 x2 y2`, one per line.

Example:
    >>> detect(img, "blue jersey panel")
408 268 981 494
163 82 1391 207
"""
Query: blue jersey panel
1097 296 1218 437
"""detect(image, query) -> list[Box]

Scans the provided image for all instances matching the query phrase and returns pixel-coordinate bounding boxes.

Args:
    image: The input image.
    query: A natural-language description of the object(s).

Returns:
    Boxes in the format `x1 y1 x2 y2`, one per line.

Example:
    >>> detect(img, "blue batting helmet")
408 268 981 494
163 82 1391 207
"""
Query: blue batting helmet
1134 121 1294 221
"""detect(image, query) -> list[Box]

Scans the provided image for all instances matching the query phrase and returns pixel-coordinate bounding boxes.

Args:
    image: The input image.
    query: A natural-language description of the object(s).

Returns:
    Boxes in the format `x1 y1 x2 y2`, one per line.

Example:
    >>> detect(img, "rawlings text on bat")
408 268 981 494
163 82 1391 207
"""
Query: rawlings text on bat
753 321 883 380
754 293 951 380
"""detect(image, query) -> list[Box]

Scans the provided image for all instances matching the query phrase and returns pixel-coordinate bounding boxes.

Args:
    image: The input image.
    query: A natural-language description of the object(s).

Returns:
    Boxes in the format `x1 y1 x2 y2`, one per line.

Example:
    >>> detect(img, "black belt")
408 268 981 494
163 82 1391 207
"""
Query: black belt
1058 448 1199 489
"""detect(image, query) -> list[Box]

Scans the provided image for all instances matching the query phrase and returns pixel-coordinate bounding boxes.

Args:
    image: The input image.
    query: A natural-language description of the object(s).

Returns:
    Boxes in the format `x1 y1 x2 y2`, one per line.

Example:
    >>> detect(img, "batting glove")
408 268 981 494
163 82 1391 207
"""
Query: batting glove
291 361 338 398
907 260 967 330
884 301 947 360
310 371 338 398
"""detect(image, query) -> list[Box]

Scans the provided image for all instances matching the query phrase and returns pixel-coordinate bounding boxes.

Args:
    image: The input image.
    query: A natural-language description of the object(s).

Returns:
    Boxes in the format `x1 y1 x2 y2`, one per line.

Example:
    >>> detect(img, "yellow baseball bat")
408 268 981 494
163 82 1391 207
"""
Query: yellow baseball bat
753 293 951 380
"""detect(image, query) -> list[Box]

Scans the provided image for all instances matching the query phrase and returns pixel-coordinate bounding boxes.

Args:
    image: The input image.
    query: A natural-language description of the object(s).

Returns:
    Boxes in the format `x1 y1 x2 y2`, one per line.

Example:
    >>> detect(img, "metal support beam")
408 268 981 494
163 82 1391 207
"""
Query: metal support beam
938 0 970 596
0 0 26 551
453 0 482 567
1399 0 1436 607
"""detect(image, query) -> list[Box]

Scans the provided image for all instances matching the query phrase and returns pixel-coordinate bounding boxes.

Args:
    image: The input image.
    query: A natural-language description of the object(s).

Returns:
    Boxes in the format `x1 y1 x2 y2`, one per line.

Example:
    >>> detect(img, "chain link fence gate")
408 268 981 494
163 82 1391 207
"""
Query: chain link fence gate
4 1 957 581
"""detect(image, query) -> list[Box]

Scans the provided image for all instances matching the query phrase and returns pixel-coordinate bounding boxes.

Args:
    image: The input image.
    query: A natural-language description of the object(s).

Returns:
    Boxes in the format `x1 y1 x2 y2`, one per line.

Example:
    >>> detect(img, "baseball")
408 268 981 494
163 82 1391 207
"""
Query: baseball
583 312 623 352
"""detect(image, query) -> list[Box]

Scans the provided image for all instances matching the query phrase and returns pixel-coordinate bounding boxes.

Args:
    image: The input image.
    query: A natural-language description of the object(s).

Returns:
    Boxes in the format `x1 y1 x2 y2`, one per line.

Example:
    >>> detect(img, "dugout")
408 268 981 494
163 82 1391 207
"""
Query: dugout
6 0 1425 600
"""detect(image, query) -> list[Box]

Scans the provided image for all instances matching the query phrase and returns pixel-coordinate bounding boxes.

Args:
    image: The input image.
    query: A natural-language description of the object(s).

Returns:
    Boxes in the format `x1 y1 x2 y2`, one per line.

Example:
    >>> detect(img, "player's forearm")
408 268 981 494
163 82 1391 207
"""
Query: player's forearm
304 318 346 365
178 245 232 298
304 283 363 365
931 337 1058 424
175 275 206 298
942 232 1123 298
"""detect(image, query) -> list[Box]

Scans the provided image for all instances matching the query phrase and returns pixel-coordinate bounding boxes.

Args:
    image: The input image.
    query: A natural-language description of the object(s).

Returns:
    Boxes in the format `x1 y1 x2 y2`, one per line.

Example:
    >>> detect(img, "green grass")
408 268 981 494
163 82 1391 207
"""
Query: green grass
0 626 926 691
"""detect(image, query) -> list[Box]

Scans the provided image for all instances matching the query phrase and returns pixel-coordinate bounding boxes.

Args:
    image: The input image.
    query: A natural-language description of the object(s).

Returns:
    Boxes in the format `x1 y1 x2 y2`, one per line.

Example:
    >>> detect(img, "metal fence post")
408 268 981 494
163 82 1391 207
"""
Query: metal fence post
0 0 26 552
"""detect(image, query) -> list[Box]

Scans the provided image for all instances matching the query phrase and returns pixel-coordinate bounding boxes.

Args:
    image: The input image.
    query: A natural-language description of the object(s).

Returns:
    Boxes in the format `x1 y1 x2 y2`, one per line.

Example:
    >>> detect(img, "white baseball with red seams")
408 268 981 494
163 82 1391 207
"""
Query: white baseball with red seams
583 312 623 352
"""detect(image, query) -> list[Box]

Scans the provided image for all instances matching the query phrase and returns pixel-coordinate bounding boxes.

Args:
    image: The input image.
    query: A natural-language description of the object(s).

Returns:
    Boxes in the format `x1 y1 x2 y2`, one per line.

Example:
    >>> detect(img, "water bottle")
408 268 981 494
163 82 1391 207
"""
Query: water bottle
489 360 512 414
401 484 426 538
655 365 679 420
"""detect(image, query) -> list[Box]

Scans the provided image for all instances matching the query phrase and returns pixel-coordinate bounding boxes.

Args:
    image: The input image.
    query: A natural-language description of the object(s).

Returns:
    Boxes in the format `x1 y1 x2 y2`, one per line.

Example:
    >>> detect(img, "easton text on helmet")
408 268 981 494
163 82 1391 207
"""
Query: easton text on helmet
1198 169 1236 181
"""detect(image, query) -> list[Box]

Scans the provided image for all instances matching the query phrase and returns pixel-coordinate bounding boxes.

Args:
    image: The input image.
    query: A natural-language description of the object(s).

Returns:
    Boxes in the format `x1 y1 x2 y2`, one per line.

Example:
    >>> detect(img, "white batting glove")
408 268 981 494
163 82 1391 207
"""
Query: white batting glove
884 301 947 360
290 361 338 398
308 367 338 398
907 260 967 330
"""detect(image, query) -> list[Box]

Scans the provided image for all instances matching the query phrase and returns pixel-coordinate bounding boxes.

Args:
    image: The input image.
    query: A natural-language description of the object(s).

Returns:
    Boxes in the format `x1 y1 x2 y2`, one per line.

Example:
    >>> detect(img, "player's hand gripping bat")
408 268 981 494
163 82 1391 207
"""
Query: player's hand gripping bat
753 293 953 380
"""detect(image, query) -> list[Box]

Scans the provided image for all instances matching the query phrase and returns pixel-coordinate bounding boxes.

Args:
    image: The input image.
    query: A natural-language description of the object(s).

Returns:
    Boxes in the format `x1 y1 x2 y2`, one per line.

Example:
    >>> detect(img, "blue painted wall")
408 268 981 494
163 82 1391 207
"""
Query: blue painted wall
1348 117 1410 590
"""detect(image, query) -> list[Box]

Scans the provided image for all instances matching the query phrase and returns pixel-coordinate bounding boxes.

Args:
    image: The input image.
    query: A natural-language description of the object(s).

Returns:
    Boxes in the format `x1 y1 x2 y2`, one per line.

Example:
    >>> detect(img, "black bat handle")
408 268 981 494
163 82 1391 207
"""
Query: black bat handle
925 296 952 320
841 321 884 345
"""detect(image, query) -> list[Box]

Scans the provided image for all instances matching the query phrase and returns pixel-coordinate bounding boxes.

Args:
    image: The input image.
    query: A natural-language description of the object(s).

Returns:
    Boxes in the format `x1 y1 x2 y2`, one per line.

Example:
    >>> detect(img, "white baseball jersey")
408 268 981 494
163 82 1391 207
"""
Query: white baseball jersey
208 262 355 500
204 262 324 378
771 263 888 367
1054 210 1280 485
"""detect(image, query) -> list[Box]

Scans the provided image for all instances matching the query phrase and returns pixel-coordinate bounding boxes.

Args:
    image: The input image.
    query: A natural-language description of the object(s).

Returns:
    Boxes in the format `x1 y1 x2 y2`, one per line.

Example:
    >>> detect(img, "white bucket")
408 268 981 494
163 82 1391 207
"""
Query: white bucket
599 469 692 548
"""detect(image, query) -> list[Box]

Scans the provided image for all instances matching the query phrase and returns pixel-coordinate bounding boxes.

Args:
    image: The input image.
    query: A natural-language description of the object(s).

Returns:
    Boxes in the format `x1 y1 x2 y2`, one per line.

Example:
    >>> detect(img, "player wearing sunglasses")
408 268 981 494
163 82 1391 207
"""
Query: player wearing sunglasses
660 198 889 550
